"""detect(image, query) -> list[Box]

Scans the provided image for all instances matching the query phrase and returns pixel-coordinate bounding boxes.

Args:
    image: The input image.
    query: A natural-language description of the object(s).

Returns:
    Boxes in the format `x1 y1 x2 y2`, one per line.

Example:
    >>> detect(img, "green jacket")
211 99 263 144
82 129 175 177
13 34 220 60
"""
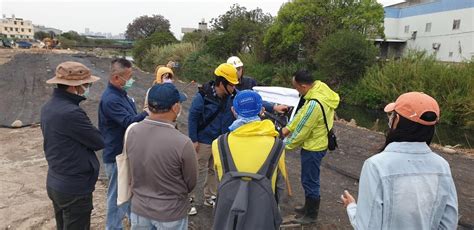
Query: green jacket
286 81 340 151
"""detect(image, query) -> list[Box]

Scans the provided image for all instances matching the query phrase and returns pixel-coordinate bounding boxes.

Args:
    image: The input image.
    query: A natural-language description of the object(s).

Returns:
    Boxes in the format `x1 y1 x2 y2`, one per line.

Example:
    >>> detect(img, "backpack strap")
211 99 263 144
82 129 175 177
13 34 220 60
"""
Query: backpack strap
257 138 284 179
310 99 330 134
217 133 237 173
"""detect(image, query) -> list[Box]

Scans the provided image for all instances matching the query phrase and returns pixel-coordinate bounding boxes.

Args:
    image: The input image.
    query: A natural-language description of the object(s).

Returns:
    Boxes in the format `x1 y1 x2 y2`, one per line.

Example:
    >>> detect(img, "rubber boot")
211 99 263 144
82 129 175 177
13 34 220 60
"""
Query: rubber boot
294 197 320 225
294 197 308 216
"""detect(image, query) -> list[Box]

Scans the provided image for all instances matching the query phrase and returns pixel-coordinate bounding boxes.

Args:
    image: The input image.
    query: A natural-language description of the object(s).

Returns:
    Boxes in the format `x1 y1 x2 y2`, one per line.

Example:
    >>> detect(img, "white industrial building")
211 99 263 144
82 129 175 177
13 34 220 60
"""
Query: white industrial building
380 0 473 62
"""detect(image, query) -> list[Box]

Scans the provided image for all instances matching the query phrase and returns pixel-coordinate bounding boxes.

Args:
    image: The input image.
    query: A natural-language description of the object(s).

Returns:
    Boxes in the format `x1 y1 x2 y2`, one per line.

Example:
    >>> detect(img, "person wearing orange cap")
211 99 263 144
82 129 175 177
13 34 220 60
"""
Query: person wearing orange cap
41 61 104 229
341 92 458 229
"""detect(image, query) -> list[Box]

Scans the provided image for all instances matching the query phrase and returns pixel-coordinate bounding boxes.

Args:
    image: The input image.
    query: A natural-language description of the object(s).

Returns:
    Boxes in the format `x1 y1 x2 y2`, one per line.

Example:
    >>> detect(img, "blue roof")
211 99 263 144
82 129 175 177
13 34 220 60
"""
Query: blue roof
385 0 474 18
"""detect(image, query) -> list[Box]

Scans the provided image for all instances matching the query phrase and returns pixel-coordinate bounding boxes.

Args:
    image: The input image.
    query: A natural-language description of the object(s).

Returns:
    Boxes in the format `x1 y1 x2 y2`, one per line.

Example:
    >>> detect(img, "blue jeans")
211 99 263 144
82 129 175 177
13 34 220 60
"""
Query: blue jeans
105 162 130 230
130 212 188 230
300 149 326 199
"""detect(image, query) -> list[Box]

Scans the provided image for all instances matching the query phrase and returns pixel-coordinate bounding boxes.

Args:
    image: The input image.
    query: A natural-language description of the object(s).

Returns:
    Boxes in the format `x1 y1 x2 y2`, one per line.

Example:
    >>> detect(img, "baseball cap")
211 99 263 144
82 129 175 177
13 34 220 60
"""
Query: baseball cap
46 61 100 86
147 83 187 110
384 92 440 126
233 90 263 118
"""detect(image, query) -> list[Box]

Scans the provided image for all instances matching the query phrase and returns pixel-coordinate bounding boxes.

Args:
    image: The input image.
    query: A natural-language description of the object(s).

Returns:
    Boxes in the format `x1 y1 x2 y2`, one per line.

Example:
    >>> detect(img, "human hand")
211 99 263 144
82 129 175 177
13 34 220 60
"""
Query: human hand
341 190 356 208
193 142 200 153
281 127 290 137
273 104 289 114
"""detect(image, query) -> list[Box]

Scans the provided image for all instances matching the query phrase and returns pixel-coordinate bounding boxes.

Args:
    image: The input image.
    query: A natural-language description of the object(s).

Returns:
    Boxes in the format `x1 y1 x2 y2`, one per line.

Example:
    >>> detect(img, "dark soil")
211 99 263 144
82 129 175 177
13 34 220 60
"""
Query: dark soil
1 51 472 229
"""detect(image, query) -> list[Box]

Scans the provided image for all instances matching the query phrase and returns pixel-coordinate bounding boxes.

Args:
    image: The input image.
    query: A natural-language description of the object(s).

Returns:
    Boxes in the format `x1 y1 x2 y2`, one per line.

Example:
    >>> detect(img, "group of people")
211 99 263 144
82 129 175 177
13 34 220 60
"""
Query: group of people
40 55 458 230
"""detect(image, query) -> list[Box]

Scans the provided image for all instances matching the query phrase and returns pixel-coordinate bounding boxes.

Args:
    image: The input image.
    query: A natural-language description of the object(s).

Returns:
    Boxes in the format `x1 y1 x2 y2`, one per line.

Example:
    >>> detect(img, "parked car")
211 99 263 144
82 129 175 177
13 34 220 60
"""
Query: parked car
16 41 32 49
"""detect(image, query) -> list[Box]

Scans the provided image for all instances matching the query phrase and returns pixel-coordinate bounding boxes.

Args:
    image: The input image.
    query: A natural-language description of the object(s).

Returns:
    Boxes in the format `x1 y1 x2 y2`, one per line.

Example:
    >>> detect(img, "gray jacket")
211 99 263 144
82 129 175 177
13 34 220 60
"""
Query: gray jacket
127 118 198 222
347 142 458 230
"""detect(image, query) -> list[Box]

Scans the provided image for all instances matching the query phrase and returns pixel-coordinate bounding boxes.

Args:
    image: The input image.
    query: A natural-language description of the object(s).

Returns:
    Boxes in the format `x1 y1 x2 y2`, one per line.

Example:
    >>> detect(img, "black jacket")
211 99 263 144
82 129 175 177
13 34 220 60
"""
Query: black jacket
41 88 104 195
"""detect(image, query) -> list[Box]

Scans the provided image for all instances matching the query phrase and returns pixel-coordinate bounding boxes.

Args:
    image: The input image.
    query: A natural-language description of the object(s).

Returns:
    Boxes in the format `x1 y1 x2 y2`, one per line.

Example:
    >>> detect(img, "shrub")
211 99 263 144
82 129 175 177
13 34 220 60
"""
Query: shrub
180 50 221 83
343 51 474 127
140 42 201 73
315 30 378 84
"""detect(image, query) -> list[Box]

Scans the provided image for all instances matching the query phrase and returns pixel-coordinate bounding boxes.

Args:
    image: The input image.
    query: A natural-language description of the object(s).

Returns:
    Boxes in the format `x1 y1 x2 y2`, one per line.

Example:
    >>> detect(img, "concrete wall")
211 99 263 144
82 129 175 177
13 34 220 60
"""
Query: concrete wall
384 0 473 62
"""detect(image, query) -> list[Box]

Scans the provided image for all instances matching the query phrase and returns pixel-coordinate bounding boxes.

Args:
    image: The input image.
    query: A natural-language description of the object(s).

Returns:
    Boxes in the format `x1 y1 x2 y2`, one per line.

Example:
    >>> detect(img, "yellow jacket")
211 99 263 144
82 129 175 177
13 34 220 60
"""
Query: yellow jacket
212 119 287 192
286 81 340 151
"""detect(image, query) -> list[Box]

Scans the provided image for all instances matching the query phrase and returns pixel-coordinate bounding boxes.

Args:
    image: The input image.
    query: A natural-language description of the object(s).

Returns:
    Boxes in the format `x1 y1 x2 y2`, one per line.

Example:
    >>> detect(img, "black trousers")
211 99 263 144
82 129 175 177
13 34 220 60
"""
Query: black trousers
46 186 93 230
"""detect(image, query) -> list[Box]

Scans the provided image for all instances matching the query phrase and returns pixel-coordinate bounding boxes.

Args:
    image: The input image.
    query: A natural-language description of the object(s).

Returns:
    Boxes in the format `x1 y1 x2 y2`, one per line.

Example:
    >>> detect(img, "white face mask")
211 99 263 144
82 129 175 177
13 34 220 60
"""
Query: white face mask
163 79 173 84
79 85 90 98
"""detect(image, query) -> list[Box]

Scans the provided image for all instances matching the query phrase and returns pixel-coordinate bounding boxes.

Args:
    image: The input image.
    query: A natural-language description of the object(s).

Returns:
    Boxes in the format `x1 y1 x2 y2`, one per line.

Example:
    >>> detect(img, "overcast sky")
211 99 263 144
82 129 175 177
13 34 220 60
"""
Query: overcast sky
0 0 403 39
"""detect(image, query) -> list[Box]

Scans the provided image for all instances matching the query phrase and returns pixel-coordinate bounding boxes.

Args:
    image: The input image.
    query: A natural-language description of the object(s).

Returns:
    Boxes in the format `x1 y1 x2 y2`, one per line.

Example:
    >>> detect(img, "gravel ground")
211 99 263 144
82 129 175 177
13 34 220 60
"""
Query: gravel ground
1 49 472 230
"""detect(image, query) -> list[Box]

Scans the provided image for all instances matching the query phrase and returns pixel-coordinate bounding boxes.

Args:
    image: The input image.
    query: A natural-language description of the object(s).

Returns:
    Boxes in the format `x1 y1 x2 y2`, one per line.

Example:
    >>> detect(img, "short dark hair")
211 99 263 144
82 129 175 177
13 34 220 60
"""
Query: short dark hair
111 58 132 68
293 69 314 85
215 75 228 86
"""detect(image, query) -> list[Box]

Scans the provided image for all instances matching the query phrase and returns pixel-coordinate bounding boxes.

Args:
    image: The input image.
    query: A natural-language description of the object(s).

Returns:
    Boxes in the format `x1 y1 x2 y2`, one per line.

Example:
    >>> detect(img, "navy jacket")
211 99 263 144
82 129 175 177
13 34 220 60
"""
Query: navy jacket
188 81 235 145
41 88 104 195
99 83 147 163
236 75 274 113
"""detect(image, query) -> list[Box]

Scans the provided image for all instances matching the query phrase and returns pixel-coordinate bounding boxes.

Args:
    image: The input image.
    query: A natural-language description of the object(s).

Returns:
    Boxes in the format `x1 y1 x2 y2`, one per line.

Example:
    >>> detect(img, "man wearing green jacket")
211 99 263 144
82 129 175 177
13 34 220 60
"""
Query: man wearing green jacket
282 69 340 224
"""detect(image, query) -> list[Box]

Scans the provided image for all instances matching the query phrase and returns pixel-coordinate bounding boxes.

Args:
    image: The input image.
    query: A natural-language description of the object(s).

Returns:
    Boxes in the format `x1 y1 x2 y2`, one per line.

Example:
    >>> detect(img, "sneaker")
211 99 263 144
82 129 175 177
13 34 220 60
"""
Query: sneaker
188 197 197 216
204 195 216 207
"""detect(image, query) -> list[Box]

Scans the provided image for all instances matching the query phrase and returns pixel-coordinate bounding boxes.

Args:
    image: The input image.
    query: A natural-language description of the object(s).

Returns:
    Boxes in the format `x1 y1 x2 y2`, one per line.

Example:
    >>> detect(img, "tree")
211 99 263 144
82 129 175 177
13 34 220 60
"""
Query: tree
182 30 207 44
34 31 50 40
204 4 273 59
264 0 384 63
315 30 378 83
132 31 178 68
126 15 171 40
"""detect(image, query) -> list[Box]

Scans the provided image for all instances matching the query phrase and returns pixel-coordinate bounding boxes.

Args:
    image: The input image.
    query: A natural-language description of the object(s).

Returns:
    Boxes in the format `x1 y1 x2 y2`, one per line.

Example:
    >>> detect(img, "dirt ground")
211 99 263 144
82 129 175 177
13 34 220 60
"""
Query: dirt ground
0 49 473 229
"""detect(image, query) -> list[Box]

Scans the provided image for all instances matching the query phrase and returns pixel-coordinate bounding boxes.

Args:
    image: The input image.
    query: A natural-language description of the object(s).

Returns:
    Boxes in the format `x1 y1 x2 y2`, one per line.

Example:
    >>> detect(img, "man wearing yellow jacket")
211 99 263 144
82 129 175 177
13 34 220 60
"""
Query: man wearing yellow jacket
282 69 340 224
212 90 287 200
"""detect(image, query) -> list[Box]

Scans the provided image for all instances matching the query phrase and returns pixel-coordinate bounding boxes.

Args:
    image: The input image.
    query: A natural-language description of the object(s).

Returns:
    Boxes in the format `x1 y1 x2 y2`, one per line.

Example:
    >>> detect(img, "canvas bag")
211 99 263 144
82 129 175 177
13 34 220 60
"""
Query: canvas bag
212 133 284 230
116 122 137 206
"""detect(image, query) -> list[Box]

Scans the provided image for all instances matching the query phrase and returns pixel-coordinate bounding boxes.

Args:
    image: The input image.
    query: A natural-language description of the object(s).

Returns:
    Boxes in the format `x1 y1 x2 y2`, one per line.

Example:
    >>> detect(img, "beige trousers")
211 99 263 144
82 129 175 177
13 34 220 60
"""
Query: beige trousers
191 143 217 201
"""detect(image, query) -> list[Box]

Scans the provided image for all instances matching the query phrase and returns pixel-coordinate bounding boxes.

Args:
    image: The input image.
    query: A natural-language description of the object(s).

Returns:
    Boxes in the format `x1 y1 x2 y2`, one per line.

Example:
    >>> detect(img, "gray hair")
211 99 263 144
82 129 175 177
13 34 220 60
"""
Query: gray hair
110 58 132 77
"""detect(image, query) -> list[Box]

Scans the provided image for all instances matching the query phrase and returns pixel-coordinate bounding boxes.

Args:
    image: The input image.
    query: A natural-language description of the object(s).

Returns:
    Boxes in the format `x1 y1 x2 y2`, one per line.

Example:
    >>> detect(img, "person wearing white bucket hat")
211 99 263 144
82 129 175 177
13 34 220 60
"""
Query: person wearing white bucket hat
41 61 104 229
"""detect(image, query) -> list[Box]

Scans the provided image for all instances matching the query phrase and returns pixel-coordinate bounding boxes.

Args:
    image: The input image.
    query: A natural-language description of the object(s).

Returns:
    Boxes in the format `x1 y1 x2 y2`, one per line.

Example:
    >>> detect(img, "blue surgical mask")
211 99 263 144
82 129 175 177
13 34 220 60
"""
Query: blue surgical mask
80 85 90 98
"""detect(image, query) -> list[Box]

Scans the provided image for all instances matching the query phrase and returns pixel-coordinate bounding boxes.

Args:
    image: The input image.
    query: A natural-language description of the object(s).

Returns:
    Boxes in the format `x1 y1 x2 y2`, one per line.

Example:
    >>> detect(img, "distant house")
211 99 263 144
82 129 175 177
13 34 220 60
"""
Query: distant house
379 0 473 62
181 18 208 35
0 14 34 39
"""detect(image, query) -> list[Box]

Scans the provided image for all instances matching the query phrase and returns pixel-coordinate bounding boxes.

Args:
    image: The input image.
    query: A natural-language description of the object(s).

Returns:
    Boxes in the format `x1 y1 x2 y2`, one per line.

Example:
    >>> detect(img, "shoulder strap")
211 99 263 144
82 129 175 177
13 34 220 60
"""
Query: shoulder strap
198 90 224 131
310 99 330 133
257 138 285 179
217 133 237 173
122 122 138 156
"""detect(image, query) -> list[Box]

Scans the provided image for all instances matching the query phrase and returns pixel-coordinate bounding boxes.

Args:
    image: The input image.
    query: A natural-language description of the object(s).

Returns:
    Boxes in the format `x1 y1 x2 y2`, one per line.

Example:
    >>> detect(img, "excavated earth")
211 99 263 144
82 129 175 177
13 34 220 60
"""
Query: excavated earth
0 49 473 229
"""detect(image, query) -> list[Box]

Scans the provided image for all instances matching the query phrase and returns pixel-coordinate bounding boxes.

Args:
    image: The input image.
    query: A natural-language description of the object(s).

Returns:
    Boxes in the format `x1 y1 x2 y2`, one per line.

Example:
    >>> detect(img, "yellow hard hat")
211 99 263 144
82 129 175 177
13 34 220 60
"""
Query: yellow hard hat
214 63 239 85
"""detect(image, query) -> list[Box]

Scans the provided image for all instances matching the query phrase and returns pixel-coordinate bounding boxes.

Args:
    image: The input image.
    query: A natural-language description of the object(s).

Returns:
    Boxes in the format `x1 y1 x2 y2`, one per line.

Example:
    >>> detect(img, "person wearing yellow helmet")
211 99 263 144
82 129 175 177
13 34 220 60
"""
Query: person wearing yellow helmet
227 56 288 114
187 63 239 215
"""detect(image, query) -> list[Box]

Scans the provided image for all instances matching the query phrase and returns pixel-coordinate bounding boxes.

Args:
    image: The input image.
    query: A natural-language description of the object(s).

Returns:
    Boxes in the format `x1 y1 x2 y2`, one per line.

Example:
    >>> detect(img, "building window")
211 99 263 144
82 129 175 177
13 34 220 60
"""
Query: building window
452 20 461 30
21 22 23 26
10 27 13 31
425 23 431 32
4 27 7 31
15 28 18 32
26 36 29 38
29 29 31 32
21 28 24 32
449 52 453 57
14 21 17 25
10 35 15 38
404 25 410 33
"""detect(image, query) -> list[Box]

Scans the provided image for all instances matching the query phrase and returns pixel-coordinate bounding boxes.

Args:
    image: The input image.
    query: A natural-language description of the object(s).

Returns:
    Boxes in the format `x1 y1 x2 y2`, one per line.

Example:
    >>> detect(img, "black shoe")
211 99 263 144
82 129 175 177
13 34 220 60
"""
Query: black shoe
294 197 320 225
294 197 309 216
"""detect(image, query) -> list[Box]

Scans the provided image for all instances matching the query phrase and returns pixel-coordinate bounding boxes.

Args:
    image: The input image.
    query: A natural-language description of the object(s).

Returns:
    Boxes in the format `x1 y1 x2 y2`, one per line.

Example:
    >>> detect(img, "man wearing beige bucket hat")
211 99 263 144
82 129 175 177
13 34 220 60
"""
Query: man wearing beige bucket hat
41 61 104 229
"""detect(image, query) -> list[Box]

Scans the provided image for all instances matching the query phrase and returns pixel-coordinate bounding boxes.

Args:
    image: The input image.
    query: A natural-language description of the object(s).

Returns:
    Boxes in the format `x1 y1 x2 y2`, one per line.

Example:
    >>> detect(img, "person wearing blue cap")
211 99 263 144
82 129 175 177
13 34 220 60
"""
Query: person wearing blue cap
211 90 288 228
126 83 197 230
